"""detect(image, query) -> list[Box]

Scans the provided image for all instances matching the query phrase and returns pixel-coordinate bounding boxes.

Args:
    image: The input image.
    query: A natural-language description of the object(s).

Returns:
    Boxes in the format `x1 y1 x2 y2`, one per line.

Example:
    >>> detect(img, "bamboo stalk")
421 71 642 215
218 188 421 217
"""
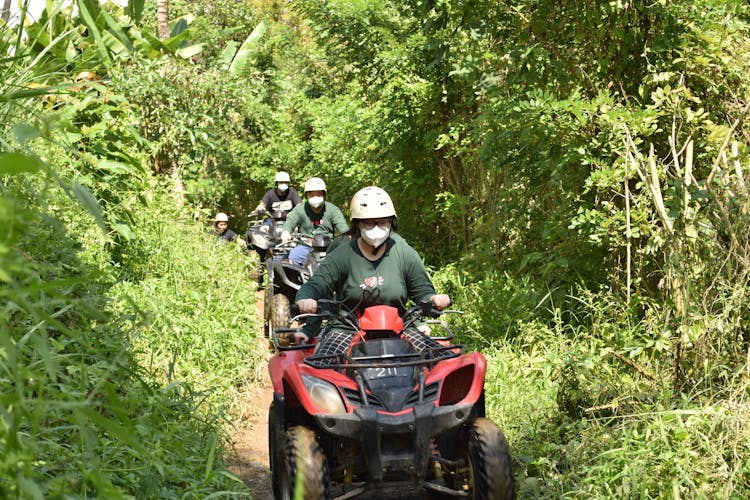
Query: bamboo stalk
648 143 674 232
670 119 682 177
707 99 750 185
684 140 693 219
624 143 632 304
732 141 745 189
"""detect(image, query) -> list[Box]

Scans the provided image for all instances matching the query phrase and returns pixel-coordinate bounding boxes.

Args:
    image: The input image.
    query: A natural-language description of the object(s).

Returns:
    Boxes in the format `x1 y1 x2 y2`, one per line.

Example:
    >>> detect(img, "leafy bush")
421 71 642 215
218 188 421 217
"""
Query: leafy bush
108 187 265 417
431 264 546 348
484 329 750 498
0 171 253 496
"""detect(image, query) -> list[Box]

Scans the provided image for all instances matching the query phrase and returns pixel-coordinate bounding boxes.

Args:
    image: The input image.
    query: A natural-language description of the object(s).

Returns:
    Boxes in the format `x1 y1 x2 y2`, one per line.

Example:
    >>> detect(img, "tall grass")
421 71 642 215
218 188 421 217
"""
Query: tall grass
1 166 261 496
446 274 750 497
107 186 266 421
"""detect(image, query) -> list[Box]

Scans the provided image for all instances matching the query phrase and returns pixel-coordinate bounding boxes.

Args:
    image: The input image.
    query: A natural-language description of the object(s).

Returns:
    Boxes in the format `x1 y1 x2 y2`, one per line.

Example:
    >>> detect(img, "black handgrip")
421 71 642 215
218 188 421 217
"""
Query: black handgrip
317 299 340 315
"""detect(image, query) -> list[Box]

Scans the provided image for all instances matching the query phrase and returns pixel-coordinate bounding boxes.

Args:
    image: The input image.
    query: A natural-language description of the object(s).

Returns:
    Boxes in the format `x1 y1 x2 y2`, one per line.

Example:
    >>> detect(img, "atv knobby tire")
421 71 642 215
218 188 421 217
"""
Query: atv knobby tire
453 417 515 500
280 425 330 500
270 293 292 345
271 293 291 330
269 400 283 500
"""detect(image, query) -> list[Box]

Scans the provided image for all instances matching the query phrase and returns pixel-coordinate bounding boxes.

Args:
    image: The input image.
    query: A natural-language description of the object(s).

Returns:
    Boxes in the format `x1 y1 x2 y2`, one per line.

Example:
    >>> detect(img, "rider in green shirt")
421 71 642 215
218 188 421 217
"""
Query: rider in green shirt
281 177 349 265
294 186 451 359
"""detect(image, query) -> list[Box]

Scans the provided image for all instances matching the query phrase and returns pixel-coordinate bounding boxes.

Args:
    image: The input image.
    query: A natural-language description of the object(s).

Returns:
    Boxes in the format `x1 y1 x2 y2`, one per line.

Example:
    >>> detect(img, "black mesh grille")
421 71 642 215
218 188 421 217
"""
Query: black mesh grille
343 387 384 407
343 382 440 409
405 382 439 405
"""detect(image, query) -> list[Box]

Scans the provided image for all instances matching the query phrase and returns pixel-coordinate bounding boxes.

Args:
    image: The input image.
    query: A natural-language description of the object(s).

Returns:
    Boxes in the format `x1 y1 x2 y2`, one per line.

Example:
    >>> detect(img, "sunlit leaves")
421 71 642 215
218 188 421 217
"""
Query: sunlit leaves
125 0 145 25
76 0 113 67
0 152 42 174
228 19 267 75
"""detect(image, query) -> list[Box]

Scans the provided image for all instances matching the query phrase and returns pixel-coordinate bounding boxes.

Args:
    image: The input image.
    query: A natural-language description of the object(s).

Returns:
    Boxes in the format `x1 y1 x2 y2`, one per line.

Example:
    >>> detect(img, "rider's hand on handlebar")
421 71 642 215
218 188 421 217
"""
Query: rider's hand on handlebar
296 298 318 314
430 294 451 311
293 331 310 344
281 231 292 244
417 324 433 336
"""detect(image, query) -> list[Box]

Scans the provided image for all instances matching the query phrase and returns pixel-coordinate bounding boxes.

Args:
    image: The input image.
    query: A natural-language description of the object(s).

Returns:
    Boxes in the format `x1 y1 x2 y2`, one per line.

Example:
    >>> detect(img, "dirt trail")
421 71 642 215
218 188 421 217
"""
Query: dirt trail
226 381 274 500
225 291 274 500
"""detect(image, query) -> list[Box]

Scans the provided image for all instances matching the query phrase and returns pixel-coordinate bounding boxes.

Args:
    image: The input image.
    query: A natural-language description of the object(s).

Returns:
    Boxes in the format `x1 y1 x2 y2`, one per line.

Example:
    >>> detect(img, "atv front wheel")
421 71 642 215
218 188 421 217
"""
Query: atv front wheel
280 425 330 500
450 418 515 500
269 400 284 500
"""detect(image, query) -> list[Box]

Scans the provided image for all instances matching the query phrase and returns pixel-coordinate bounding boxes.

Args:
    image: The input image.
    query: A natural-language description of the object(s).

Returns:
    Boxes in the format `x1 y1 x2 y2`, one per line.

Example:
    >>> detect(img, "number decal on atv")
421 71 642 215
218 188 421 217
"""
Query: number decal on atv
365 366 401 378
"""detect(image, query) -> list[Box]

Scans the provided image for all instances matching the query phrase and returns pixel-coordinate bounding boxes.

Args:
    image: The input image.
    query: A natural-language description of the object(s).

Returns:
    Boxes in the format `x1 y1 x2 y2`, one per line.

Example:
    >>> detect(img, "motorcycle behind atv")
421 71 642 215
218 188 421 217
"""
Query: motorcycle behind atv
268 298 515 500
264 233 331 339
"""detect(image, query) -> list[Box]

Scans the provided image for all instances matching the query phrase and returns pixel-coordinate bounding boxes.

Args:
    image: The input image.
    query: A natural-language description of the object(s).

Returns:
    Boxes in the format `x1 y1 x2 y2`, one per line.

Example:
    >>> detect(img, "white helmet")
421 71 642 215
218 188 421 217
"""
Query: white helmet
304 177 326 193
215 212 229 222
350 186 396 220
275 171 291 183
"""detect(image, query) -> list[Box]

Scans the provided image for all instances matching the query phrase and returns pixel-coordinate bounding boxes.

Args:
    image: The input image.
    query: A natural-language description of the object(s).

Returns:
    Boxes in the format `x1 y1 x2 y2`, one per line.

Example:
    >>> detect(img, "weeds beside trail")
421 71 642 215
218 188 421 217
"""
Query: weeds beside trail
433 267 750 498
1 181 260 496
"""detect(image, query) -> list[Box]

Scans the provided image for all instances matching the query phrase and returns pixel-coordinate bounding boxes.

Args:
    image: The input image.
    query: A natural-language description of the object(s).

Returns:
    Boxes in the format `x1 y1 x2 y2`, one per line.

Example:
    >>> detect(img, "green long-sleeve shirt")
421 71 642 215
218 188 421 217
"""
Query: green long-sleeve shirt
282 201 349 239
296 233 437 315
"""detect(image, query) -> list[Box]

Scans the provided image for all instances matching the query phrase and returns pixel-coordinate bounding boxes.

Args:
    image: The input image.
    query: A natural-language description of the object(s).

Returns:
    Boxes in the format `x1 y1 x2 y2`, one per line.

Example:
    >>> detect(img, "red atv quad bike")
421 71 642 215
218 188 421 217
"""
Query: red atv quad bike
267 298 515 500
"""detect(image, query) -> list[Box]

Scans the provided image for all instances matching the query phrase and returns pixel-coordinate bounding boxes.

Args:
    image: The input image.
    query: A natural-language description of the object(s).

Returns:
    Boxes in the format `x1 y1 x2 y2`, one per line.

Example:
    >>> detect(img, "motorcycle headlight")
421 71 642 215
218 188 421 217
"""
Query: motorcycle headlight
301 374 346 414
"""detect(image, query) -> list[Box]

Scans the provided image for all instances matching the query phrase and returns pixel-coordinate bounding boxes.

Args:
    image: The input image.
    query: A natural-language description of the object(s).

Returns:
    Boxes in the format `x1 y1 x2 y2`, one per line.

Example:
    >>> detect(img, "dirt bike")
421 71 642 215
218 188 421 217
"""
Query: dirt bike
267 298 515 499
264 233 331 339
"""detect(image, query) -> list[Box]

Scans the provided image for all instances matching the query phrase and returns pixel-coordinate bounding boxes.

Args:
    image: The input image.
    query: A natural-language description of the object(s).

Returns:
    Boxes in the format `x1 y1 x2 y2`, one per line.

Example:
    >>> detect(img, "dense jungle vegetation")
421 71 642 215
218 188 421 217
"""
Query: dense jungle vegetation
2 0 750 497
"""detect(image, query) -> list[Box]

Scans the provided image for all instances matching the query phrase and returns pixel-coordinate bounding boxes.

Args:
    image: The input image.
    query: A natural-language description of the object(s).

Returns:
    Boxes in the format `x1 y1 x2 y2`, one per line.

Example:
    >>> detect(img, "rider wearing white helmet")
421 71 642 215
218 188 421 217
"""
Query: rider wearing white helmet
213 212 237 242
251 171 302 216
281 177 349 265
247 171 304 283
293 186 451 357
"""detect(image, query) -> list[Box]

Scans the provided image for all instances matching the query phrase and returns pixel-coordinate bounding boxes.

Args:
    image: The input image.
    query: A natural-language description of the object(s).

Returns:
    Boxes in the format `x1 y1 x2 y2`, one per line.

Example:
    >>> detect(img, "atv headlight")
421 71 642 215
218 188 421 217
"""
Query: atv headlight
301 374 346 414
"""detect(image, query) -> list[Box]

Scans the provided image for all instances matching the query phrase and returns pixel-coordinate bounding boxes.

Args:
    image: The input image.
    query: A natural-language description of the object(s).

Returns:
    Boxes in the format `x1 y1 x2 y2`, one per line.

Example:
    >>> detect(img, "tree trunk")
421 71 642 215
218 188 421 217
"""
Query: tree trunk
1 0 12 23
157 0 169 40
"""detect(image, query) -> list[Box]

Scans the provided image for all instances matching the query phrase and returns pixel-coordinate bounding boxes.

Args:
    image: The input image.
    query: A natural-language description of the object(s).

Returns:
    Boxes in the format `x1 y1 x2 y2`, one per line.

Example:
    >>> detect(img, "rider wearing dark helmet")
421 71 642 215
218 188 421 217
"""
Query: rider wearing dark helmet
247 172 303 284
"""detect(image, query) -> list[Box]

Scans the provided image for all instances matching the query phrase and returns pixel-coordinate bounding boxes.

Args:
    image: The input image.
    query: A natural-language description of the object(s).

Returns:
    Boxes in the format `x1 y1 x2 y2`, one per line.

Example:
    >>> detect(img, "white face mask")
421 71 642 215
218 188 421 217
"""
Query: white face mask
277 183 289 192
308 196 324 208
361 226 390 247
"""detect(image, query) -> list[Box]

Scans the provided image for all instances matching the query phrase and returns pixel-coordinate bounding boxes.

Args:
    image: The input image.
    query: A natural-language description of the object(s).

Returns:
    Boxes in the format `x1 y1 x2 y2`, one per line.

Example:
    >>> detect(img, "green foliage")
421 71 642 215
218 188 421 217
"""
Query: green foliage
5 0 750 496
110 59 263 216
0 173 251 496
484 327 750 498
431 264 546 347
0 4 259 496
108 192 264 413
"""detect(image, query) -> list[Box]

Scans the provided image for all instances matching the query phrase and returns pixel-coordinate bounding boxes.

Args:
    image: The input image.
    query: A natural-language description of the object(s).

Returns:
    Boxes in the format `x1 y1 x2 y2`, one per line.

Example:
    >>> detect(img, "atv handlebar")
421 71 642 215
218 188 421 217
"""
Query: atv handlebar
405 299 462 319
290 299 360 331
276 298 463 352
290 298 462 332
